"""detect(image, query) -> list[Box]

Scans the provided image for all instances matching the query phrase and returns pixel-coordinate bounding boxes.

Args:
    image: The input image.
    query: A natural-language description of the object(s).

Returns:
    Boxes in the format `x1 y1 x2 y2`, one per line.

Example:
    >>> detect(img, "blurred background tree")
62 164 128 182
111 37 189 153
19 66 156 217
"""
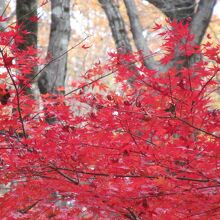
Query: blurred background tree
38 0 71 94
3 0 219 99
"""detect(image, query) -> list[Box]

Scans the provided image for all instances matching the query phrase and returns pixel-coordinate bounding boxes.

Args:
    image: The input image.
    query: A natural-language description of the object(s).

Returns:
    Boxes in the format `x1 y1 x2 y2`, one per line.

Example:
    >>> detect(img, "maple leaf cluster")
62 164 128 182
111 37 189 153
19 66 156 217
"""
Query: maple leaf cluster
0 17 219 219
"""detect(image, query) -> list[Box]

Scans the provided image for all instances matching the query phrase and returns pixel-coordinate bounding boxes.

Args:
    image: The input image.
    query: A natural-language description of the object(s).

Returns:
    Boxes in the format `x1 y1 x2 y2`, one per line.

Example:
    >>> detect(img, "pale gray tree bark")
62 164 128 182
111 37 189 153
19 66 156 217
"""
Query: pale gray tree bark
98 0 132 54
38 0 71 94
0 1 5 14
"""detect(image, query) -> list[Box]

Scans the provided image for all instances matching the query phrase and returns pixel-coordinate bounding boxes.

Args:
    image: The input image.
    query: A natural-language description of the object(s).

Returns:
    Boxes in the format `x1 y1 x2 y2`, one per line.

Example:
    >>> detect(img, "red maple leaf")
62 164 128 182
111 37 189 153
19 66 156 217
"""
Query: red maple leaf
81 44 91 49
3 53 14 67
29 16 40 23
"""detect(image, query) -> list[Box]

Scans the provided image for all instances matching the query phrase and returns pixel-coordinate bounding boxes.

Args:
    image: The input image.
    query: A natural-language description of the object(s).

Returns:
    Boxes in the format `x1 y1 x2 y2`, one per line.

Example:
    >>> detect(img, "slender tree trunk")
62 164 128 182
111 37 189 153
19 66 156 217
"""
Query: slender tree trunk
123 0 159 70
16 0 38 49
98 0 139 85
190 0 216 45
38 0 71 94
98 0 132 54
16 0 38 96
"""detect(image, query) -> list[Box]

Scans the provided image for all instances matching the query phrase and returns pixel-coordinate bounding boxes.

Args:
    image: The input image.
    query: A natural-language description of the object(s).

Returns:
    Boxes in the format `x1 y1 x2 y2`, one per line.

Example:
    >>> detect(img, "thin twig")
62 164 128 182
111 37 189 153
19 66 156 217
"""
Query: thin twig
175 115 220 139
19 35 90 93
1 0 12 17
53 167 213 183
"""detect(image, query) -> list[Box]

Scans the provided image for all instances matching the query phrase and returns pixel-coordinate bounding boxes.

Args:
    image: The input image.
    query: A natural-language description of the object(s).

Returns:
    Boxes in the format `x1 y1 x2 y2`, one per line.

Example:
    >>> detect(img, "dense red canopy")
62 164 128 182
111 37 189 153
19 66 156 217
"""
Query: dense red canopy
0 18 219 219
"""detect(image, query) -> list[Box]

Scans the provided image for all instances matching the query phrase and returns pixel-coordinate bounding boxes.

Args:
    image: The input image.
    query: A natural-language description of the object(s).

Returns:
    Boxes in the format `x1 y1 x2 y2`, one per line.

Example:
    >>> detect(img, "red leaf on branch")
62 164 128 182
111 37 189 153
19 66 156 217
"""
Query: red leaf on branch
81 44 91 49
3 53 14 67
29 16 40 23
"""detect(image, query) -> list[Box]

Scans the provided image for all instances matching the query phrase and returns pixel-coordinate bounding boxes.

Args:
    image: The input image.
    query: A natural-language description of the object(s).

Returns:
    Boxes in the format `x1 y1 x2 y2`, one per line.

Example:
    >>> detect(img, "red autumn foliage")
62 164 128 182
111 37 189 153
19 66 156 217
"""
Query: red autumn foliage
0 17 219 220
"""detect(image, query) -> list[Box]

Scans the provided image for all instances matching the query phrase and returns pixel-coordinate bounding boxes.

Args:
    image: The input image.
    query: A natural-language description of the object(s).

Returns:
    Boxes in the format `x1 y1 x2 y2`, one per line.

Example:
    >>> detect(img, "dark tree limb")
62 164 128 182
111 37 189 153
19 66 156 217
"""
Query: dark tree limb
16 0 38 49
190 0 217 45
146 0 196 21
16 0 38 95
98 0 132 54
123 0 160 70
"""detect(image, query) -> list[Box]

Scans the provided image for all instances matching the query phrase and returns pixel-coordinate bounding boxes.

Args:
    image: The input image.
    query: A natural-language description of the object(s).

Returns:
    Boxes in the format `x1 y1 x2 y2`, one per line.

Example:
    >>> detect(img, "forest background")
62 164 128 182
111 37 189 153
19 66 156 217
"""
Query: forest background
1 0 220 103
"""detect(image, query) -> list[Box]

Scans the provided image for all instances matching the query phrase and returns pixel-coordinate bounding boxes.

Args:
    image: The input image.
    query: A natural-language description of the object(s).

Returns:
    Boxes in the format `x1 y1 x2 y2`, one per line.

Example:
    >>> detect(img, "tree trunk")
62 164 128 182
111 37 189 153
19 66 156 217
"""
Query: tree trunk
16 0 38 96
190 0 216 46
38 0 71 94
123 0 159 70
98 0 132 54
16 0 38 49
